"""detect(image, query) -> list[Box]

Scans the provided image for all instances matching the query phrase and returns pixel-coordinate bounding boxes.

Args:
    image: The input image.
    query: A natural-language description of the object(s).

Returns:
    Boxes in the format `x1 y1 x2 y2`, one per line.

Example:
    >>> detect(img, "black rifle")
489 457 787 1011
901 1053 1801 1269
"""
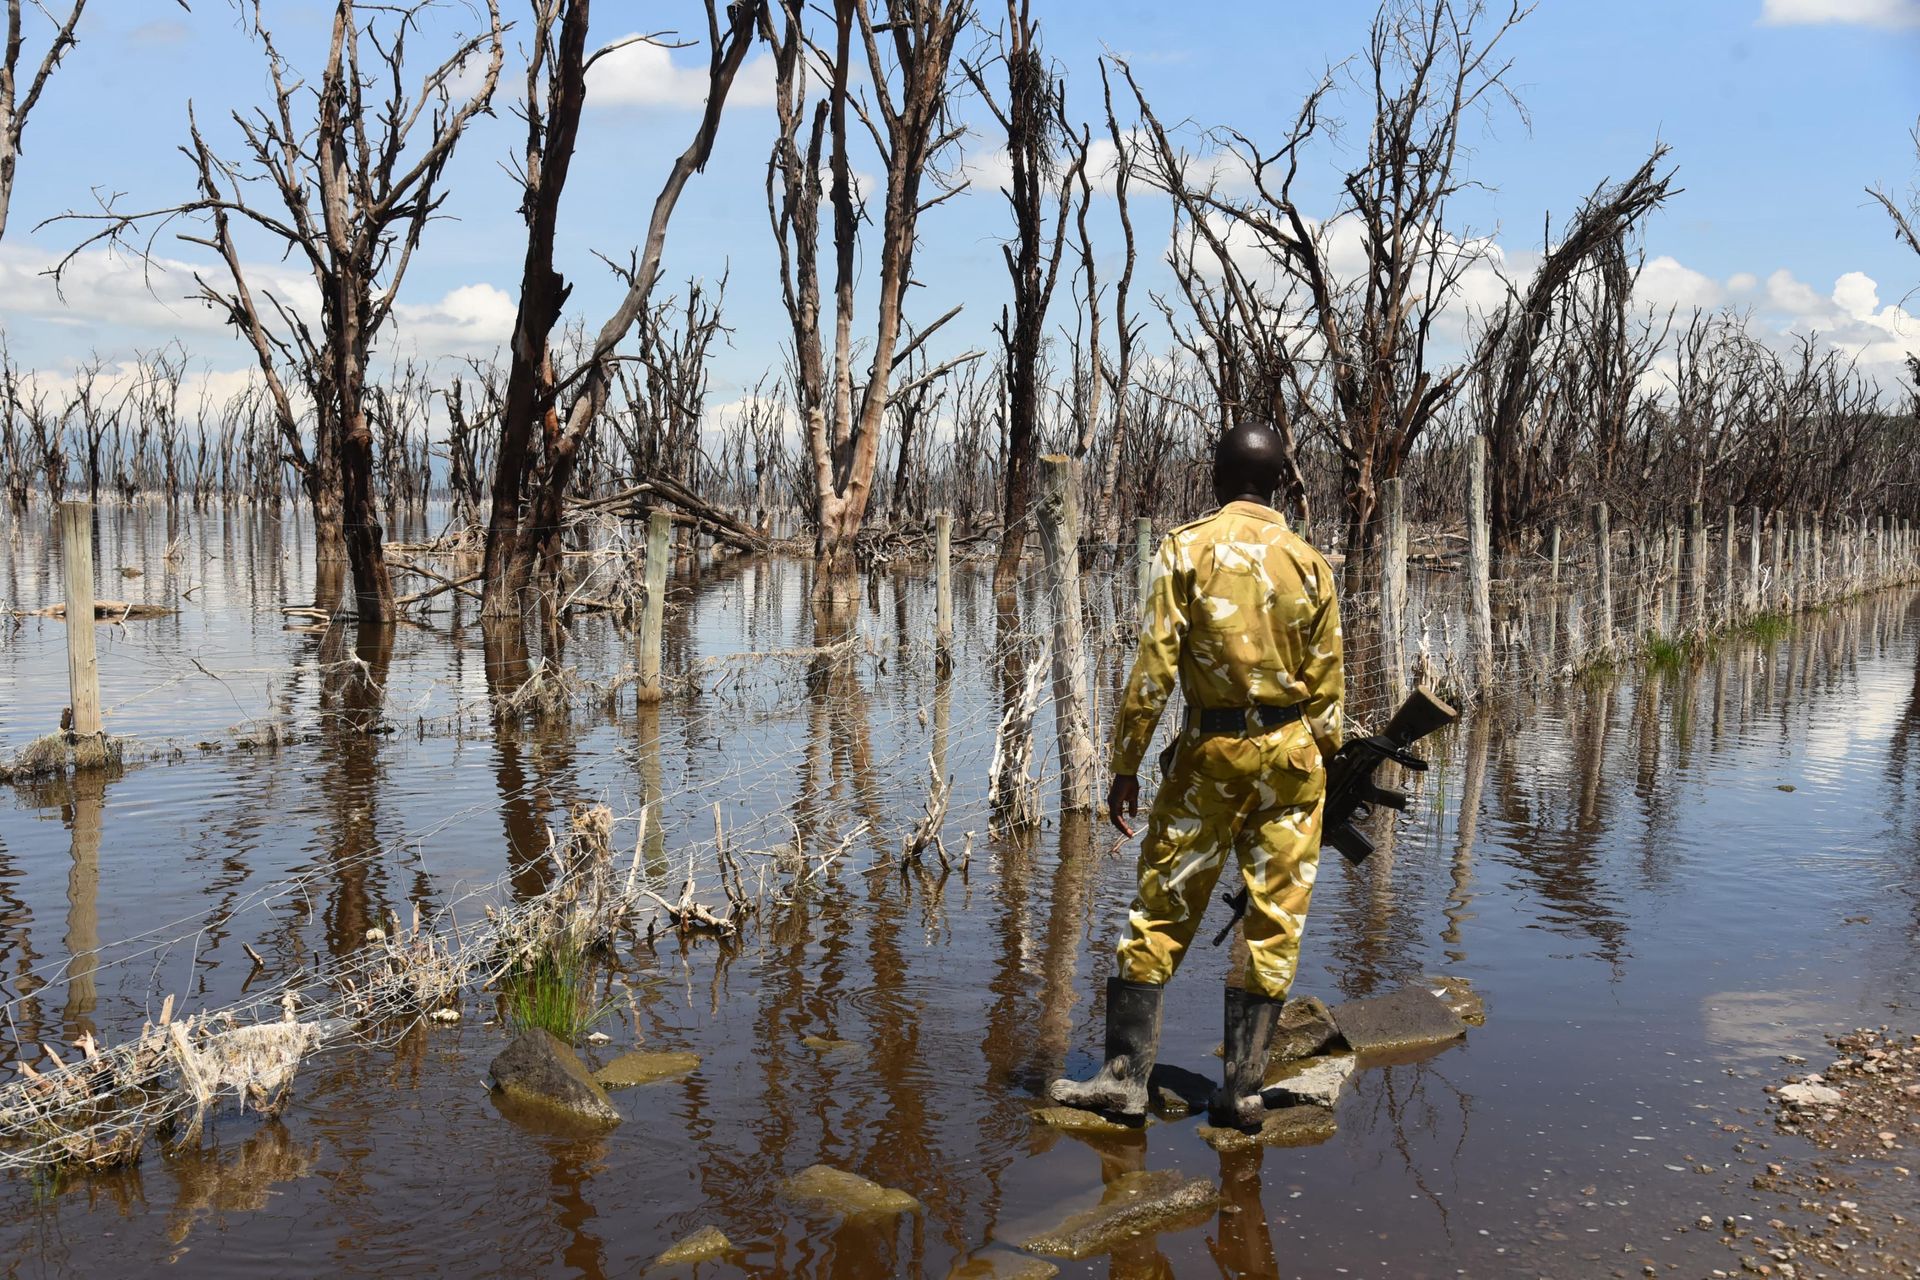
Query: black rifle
1210 688 1459 947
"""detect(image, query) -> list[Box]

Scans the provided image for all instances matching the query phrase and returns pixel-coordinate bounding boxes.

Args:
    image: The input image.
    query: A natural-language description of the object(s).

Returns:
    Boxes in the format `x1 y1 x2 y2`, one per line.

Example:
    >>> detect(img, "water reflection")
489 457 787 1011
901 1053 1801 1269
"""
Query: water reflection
4 506 1920 1277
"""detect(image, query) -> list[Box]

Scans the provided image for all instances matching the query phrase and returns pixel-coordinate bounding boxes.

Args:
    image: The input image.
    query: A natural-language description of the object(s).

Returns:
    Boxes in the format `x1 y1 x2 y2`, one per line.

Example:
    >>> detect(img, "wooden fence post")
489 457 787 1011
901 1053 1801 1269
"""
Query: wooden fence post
60 501 101 736
1135 517 1154 610
1591 501 1614 657
934 510 954 668
1630 525 1647 648
1467 436 1493 691
1687 502 1707 632
636 510 672 703
1770 514 1785 612
1722 505 1736 624
1381 477 1408 705
1812 520 1825 606
1038 456 1095 811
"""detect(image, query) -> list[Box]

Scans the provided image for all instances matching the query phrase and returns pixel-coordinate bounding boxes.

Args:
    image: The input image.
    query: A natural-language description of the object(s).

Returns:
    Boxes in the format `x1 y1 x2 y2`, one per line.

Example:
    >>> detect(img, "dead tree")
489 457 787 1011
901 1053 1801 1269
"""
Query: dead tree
482 0 765 617
965 1 1079 592
763 0 971 595
1128 0 1529 582
1868 116 1919 259
53 1 505 620
0 0 87 242
1478 146 1675 553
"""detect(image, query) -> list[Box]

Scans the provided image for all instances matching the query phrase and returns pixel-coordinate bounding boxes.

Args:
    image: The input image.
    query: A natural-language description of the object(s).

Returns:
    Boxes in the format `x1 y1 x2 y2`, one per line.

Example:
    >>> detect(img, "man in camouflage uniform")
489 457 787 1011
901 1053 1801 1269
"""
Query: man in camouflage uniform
1050 423 1343 1129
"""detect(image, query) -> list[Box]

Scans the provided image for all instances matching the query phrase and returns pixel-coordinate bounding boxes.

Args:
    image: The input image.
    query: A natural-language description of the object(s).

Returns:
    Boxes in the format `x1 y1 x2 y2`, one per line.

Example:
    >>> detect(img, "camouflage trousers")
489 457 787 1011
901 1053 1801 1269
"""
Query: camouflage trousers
1115 721 1325 1000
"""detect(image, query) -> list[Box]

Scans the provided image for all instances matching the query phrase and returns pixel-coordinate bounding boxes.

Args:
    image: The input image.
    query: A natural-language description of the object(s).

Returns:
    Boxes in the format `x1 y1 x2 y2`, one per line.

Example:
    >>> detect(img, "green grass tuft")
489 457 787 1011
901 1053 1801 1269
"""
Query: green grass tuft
501 940 610 1043
1739 612 1793 643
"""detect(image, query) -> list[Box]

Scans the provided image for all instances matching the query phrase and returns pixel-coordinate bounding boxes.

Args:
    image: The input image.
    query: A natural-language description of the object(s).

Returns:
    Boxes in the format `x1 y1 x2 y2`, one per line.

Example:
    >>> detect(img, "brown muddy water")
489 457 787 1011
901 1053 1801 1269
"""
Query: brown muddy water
1 503 1917 1278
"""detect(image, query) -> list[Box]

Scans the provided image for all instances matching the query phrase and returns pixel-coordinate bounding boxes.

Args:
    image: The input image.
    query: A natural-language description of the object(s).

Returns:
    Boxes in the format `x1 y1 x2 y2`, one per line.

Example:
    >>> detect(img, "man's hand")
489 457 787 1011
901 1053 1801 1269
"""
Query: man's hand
1107 774 1140 837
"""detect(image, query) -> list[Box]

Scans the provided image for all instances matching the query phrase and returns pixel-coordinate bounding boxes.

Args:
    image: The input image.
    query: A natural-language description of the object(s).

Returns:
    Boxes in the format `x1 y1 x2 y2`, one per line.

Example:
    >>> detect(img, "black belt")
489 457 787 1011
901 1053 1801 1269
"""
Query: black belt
1191 703 1304 735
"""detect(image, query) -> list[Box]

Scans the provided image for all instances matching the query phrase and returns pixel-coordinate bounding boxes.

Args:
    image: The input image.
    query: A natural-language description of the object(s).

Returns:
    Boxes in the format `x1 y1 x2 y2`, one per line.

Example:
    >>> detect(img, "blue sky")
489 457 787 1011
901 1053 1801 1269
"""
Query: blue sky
0 0 1915 412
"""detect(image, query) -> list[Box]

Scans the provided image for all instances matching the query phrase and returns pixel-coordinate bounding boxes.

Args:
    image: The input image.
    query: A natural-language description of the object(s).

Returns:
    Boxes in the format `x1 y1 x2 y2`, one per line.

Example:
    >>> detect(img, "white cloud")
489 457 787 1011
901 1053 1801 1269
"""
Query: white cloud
390 283 515 356
586 38 775 109
1637 255 1725 310
1759 0 1920 28
1764 266 1825 314
1832 270 1880 318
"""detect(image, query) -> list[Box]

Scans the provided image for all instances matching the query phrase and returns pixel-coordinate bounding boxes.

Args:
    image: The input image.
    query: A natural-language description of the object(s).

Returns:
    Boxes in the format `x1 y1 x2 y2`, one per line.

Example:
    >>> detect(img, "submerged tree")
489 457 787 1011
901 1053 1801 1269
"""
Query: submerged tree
763 0 970 595
964 1 1080 593
1477 146 1676 554
55 0 505 621
480 0 766 618
1130 0 1530 581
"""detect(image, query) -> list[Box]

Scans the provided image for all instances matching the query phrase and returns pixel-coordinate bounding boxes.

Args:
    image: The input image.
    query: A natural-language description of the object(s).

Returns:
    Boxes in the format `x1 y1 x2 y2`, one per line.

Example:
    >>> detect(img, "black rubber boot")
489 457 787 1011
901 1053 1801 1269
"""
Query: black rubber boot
1209 985 1284 1129
1047 977 1164 1118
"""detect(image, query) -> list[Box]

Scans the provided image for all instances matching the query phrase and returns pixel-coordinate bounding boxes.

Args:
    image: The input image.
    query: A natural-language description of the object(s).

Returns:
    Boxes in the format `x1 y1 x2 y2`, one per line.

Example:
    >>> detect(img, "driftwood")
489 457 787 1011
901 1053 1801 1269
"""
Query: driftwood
574 474 769 553
21 600 176 620
389 562 484 606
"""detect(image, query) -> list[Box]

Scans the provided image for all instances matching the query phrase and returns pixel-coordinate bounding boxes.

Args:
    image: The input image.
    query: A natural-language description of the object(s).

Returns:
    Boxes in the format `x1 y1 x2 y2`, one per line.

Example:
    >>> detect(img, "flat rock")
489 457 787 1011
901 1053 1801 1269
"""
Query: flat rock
1330 986 1466 1056
1260 1052 1356 1108
1272 995 1340 1061
1198 1104 1339 1153
1417 974 1486 1027
783 1163 922 1217
1031 1105 1141 1134
1018 1169 1218 1260
650 1225 732 1268
596 1050 700 1090
488 1028 621 1127
945 1248 1061 1278
1778 1082 1844 1109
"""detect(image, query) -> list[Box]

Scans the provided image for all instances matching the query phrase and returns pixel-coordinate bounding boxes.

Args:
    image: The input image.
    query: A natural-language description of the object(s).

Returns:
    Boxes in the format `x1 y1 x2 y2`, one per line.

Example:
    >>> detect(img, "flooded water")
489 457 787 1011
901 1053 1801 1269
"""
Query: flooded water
1 502 1917 1277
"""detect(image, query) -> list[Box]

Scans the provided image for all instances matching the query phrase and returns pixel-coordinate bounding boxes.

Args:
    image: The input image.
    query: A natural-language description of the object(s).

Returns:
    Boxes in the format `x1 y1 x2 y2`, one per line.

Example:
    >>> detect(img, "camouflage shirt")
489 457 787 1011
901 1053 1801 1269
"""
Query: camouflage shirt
1110 501 1344 776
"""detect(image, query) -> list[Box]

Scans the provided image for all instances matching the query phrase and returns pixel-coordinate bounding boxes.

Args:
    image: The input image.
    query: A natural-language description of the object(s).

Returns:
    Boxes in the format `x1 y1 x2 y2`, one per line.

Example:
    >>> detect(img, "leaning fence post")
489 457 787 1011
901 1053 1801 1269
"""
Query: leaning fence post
1467 436 1493 691
1381 477 1408 705
934 510 954 668
1135 517 1154 610
60 501 101 736
1591 501 1613 658
636 510 672 704
1038 455 1096 812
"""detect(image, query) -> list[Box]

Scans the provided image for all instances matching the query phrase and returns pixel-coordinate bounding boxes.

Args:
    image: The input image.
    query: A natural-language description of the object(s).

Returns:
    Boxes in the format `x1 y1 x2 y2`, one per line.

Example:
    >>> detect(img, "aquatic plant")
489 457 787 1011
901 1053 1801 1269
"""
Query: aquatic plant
500 940 610 1043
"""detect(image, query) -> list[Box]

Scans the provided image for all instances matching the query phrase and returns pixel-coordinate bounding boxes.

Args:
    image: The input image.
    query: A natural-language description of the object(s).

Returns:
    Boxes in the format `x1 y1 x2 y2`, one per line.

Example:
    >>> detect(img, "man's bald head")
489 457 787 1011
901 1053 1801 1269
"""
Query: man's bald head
1213 423 1288 507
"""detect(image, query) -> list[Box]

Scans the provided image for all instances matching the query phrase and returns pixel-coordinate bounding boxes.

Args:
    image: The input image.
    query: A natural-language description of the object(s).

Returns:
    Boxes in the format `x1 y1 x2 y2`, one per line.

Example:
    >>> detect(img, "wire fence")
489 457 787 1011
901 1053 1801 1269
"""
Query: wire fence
1 477 1918 1175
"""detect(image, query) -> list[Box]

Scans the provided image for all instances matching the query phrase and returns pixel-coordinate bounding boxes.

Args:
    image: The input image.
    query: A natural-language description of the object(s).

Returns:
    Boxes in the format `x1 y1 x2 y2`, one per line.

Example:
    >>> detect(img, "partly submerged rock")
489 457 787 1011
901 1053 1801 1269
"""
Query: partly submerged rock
650 1225 733 1268
1031 1105 1142 1135
1330 986 1466 1056
1198 1104 1338 1154
1017 1169 1218 1260
488 1029 621 1127
1271 995 1340 1061
800 1035 867 1058
783 1163 922 1217
596 1050 700 1090
1416 974 1486 1027
1261 1052 1356 1109
945 1248 1060 1279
